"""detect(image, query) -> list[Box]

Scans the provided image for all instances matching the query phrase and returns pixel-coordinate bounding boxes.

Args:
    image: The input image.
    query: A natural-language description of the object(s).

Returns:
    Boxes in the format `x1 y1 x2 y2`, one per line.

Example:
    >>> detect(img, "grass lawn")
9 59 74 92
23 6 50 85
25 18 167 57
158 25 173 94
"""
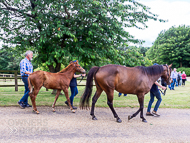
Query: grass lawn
0 80 189 109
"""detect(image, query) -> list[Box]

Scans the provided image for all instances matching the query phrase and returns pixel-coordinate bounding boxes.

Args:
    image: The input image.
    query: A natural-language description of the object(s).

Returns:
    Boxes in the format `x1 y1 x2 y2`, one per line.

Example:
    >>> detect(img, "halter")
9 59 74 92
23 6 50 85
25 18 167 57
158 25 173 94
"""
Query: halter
72 61 85 73
160 64 170 96
163 64 170 78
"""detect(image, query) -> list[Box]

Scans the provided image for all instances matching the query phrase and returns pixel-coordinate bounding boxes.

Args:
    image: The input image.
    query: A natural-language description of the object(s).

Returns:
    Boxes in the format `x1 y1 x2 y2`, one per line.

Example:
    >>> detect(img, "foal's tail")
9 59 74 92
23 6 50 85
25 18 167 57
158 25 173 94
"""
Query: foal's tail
80 66 100 109
28 76 33 94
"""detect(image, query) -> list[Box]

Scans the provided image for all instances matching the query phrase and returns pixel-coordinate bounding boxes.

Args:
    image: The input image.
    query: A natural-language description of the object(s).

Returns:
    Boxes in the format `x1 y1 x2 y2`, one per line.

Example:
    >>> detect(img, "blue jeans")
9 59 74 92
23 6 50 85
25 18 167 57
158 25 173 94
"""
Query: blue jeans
147 91 162 112
70 86 78 105
118 93 127 96
19 77 29 105
170 78 176 90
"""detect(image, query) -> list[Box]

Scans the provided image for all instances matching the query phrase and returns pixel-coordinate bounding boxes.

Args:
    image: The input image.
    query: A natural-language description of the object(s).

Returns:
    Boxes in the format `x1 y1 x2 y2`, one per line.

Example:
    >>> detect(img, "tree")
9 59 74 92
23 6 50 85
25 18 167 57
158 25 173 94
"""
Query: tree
138 46 150 57
0 46 22 71
0 0 164 73
0 46 38 72
117 45 152 67
146 25 190 67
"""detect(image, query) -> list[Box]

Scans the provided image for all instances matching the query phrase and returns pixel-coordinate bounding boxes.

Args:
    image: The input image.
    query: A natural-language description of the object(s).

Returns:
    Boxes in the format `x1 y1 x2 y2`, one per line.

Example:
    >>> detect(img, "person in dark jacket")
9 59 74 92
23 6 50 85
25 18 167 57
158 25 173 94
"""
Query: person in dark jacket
65 60 86 109
146 63 167 117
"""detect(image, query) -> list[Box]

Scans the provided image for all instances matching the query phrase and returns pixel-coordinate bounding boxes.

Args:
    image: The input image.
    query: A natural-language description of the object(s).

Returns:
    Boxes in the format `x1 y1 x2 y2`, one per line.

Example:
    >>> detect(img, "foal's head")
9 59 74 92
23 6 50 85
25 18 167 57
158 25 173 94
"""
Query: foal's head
70 60 86 74
161 64 172 85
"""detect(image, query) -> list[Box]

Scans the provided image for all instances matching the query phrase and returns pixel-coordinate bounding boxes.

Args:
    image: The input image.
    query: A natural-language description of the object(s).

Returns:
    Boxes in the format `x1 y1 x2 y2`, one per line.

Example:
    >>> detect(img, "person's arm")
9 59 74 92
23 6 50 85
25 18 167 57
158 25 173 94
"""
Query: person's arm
25 71 32 75
73 74 86 78
154 81 167 90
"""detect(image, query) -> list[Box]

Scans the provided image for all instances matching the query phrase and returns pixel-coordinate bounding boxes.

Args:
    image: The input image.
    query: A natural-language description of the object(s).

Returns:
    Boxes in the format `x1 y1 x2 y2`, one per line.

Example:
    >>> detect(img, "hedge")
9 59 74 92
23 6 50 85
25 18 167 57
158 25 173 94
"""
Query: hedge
177 67 190 76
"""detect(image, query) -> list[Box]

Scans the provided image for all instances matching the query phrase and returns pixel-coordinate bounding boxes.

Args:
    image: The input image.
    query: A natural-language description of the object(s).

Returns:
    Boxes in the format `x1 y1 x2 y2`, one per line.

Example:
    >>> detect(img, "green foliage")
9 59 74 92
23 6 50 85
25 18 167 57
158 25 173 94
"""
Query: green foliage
177 67 190 76
138 46 150 57
117 46 152 67
146 25 190 67
0 47 22 71
0 0 164 72
0 46 38 72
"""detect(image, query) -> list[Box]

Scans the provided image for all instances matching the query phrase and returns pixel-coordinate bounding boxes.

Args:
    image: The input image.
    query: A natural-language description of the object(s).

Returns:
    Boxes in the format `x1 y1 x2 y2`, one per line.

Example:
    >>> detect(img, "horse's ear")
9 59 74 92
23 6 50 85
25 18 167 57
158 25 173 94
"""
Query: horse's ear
76 60 78 63
168 63 172 68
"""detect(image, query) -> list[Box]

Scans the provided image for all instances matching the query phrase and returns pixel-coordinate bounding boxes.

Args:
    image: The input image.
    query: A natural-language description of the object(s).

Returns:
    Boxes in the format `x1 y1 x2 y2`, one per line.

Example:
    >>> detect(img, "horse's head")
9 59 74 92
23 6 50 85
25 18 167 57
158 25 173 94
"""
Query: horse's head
162 64 172 85
70 60 86 74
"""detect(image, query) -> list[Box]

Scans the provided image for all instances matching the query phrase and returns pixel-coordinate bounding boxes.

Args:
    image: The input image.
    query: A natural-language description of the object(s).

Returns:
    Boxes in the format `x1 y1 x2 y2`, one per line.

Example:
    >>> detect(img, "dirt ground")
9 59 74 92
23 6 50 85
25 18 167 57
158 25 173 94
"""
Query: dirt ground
0 106 190 143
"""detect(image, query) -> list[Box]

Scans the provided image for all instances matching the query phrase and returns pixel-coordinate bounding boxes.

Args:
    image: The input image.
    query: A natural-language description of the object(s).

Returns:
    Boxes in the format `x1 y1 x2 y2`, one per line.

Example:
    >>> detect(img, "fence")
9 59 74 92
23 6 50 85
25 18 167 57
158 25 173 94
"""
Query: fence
0 70 21 91
0 70 88 92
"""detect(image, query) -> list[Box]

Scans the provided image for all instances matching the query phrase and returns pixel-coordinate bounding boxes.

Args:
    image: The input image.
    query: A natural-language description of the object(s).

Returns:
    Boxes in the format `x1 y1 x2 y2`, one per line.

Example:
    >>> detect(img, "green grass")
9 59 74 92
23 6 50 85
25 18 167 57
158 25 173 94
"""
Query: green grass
0 80 190 109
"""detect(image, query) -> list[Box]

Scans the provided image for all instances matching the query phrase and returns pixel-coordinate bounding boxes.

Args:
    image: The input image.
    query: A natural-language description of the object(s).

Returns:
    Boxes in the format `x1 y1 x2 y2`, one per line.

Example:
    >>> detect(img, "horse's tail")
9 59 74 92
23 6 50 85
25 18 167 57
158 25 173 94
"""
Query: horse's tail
28 75 33 94
80 66 100 109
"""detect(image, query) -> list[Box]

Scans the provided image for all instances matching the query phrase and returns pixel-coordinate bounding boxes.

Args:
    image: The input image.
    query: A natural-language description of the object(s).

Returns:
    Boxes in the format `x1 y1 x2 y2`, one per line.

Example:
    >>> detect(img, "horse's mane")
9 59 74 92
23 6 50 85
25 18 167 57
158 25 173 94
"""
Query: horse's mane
59 63 73 73
136 65 164 76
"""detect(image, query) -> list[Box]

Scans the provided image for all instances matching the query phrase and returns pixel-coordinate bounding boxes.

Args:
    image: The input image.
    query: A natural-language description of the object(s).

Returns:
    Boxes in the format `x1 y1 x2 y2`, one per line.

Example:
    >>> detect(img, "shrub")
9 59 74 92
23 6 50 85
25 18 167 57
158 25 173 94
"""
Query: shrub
177 67 190 76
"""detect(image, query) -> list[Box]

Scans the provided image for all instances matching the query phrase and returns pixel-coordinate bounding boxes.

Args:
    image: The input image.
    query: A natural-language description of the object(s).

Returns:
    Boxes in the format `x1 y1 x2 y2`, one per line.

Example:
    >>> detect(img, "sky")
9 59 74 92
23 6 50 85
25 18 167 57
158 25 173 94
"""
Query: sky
127 0 190 47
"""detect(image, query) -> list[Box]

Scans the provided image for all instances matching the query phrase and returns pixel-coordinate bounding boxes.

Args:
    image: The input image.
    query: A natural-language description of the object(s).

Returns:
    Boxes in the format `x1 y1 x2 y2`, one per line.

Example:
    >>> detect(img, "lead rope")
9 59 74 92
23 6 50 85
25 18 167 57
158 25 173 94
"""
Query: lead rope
159 89 167 96
77 75 84 85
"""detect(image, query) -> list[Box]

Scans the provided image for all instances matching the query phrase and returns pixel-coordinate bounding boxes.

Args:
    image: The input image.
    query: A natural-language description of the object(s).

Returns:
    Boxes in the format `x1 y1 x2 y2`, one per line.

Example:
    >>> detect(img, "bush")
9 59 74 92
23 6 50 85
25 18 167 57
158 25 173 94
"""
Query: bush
177 67 190 76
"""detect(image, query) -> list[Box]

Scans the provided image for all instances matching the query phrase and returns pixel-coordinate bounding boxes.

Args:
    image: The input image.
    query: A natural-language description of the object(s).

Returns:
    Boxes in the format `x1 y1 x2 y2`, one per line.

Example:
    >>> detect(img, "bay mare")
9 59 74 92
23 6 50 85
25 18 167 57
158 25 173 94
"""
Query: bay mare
28 60 85 114
80 64 172 123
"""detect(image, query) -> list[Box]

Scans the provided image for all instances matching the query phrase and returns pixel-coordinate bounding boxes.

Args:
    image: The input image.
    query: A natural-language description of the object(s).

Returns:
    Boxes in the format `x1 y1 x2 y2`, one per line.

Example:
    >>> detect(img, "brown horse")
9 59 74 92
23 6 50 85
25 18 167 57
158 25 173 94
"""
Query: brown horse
28 60 85 114
80 64 172 123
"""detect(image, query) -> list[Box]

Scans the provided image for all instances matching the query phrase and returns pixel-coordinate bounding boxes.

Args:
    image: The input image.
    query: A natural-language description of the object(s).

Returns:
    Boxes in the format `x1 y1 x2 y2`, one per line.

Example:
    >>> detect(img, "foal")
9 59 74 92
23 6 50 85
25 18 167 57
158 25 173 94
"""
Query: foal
28 60 85 114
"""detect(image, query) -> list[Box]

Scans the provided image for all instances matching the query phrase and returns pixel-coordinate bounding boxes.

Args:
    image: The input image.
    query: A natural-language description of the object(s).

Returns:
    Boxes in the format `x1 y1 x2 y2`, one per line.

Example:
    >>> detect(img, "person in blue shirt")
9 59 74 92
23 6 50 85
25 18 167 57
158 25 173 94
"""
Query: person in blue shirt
170 68 178 90
18 50 33 109
146 63 167 117
65 60 86 109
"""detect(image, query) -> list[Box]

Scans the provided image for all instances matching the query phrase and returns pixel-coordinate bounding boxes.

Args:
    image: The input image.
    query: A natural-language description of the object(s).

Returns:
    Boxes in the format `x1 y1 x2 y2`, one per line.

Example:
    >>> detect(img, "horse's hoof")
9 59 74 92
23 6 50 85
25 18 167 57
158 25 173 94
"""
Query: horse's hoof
128 115 132 121
92 116 97 120
142 119 147 123
52 108 56 112
116 118 122 123
33 110 39 114
72 110 76 113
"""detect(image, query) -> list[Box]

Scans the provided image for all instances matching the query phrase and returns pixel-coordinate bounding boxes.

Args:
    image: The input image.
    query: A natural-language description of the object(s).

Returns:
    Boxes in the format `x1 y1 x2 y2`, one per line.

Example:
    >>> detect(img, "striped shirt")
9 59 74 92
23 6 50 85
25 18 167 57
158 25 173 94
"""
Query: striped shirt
20 58 33 77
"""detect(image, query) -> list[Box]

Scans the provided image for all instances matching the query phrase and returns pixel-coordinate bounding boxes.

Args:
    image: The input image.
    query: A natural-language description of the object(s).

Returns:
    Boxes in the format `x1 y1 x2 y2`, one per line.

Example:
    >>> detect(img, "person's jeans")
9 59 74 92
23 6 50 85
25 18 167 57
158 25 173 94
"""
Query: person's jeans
176 80 178 86
70 86 78 105
170 78 176 90
118 93 127 96
147 91 162 112
179 80 182 86
19 77 30 105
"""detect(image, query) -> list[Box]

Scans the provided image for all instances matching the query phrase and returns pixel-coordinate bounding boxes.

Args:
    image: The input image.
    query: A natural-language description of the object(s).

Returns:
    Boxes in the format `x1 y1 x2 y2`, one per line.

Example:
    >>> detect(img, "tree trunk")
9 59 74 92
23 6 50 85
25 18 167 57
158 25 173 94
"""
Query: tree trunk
180 61 182 67
179 58 182 67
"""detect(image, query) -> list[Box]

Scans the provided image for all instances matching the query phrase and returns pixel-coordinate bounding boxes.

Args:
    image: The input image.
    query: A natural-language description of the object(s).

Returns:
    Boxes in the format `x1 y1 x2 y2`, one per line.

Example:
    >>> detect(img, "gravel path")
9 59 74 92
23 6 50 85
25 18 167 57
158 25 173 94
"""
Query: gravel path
0 106 190 143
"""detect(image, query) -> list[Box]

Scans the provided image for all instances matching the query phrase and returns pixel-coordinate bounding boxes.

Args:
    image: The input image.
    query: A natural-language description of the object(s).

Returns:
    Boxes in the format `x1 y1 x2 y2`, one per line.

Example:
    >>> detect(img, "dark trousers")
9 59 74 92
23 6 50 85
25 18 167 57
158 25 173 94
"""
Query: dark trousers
19 77 29 105
182 79 186 85
69 86 78 105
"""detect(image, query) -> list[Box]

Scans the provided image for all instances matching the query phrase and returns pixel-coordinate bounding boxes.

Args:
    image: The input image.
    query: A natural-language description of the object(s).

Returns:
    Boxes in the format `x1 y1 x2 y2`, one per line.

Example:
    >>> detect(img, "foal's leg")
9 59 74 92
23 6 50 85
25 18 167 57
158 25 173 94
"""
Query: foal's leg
90 89 103 120
62 88 75 113
52 89 61 112
106 90 122 123
128 94 147 122
30 87 41 114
